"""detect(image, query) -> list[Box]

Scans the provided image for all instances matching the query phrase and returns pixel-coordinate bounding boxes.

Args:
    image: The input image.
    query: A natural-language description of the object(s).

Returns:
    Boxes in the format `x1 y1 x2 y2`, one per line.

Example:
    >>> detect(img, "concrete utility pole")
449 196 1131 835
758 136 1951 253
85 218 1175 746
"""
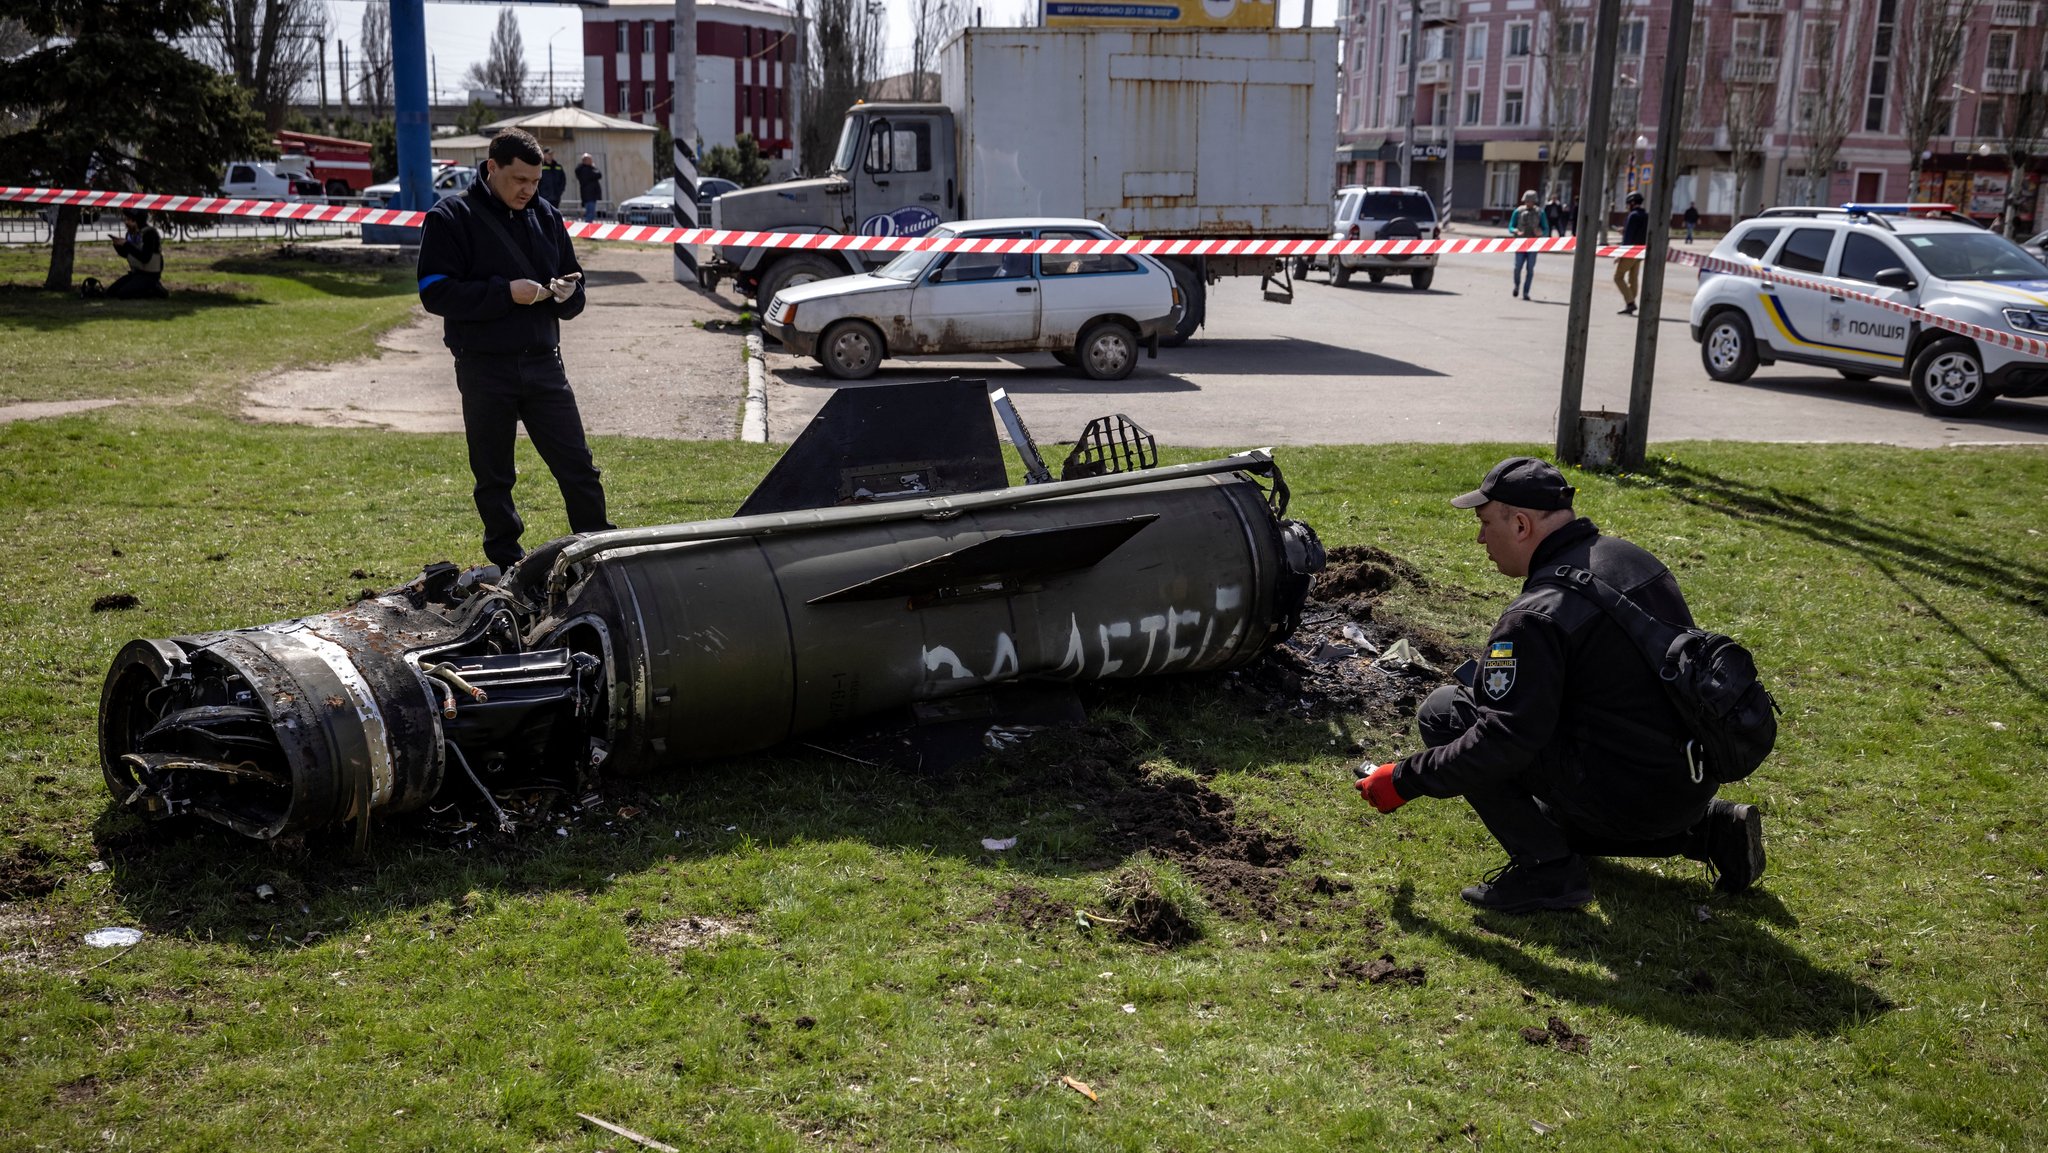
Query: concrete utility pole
1554 0 1622 464
1401 0 1420 186
1620 0 1694 469
392 0 434 216
673 0 707 286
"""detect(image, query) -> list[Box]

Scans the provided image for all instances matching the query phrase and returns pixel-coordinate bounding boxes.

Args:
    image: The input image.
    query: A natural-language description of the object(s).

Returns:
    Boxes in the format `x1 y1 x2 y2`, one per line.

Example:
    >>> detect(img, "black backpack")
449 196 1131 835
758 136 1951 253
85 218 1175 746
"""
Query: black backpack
1541 564 1780 785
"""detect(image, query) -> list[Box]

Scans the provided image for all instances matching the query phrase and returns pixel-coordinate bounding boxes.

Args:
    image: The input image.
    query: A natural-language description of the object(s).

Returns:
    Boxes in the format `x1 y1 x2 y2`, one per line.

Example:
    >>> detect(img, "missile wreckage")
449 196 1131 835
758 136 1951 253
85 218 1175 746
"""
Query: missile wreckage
98 379 1324 842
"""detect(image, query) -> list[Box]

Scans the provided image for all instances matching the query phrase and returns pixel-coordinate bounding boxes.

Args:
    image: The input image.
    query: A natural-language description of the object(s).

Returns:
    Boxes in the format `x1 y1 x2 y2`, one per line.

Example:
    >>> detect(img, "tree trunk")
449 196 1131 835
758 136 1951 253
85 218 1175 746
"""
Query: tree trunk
44 204 80 292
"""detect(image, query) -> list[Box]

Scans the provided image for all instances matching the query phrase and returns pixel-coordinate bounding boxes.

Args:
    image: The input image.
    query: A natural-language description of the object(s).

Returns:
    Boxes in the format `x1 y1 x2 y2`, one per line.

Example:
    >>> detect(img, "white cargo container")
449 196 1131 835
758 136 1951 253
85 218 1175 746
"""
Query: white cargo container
706 26 1337 344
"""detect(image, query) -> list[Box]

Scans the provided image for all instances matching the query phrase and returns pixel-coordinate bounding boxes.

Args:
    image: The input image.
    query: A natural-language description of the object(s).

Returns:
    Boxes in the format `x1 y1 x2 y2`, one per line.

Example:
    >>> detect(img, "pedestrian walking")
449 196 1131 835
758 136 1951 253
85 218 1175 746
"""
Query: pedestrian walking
1509 190 1549 300
575 153 603 223
1615 192 1648 315
417 128 615 573
1683 202 1700 244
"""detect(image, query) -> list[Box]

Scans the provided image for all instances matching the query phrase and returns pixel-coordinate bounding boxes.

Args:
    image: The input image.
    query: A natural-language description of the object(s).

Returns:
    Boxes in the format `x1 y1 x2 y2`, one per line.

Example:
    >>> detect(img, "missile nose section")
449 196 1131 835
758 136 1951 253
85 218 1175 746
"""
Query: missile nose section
98 381 1325 842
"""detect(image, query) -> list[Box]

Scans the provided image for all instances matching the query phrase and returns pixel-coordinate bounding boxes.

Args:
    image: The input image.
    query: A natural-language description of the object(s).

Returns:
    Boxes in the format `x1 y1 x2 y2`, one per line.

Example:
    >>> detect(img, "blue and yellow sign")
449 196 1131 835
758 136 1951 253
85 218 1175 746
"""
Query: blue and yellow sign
1044 0 1278 28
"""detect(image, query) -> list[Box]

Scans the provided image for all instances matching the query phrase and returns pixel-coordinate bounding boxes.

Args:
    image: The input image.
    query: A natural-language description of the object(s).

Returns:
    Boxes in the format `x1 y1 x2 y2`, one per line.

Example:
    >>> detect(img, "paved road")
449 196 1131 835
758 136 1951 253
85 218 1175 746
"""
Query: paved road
760 241 2048 449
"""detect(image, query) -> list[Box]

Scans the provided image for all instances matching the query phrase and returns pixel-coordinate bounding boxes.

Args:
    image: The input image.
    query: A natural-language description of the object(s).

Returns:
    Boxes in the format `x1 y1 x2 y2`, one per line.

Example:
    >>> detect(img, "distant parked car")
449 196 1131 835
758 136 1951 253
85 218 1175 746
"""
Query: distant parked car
217 161 325 202
1295 185 1441 290
762 217 1183 381
616 177 740 224
363 161 474 208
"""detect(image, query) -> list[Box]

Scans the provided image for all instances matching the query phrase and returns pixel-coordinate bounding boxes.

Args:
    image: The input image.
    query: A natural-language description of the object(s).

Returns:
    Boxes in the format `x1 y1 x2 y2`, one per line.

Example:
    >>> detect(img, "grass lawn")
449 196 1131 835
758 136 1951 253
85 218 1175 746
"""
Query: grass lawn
2 241 2046 1150
0 240 419 407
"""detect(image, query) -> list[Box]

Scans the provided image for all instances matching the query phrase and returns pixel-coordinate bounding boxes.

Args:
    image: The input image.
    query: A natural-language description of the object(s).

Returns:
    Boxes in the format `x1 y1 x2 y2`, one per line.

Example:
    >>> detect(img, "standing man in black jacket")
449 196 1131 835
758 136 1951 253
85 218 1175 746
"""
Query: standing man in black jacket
537 147 567 208
1615 190 1649 315
1354 457 1765 912
417 127 614 573
574 153 602 223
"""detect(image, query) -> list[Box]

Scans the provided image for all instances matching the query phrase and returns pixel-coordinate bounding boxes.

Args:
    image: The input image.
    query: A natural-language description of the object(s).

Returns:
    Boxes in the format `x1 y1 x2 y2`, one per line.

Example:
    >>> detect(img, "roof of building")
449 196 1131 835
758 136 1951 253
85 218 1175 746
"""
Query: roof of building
583 0 796 22
485 106 660 135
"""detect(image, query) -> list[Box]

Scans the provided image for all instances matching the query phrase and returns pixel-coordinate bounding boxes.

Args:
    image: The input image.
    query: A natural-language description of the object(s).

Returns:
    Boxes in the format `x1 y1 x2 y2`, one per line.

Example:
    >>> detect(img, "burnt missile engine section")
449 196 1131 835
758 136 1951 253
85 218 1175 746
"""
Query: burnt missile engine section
99 380 1325 842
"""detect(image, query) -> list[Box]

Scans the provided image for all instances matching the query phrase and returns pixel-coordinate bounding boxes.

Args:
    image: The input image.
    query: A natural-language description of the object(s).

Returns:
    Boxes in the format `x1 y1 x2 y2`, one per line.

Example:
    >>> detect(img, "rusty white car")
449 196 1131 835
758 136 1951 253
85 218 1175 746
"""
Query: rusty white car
761 217 1183 381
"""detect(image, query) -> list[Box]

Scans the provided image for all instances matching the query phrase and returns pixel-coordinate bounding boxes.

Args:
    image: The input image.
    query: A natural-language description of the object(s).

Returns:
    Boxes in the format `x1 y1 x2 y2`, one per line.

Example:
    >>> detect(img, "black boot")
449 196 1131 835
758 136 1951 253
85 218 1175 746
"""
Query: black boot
1460 855 1593 913
1701 800 1766 893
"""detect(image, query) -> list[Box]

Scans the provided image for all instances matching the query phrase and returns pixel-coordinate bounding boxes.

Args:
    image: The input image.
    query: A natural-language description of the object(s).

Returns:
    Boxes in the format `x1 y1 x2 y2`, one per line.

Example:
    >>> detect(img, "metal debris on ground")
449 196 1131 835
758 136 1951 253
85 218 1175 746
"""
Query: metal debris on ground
95 381 1322 845
83 927 142 948
981 837 1018 852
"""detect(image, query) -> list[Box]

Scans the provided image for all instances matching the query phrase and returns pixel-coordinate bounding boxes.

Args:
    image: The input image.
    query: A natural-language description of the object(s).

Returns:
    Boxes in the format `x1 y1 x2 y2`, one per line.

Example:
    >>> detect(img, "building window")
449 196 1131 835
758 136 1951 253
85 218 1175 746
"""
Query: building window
1400 32 1409 65
1807 22 1836 64
643 83 655 119
1732 19 1778 59
1988 30 2015 70
1433 91 1450 125
1504 89 1525 125
1466 24 1486 62
642 21 654 53
1977 100 2003 138
1866 0 1897 132
1464 90 1480 125
1486 162 1519 209
615 20 627 53
1936 98 1955 136
1507 23 1531 58
1559 19 1586 56
1620 19 1647 57
618 83 629 114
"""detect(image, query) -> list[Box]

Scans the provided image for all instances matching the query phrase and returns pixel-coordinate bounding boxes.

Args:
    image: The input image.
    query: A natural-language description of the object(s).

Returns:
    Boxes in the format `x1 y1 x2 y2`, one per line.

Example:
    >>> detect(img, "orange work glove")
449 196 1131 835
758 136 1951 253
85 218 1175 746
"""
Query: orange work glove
1355 762 1407 813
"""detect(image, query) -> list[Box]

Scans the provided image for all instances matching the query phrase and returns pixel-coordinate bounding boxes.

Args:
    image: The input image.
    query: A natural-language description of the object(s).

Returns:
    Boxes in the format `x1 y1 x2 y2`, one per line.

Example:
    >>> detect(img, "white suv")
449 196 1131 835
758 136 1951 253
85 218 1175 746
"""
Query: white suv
1296 185 1440 291
1690 205 2048 417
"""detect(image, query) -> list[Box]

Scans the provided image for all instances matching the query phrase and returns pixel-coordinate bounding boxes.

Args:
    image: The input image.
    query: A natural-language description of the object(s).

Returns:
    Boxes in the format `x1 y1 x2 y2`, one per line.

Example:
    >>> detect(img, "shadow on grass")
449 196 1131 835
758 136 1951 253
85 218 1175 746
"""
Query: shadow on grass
210 259 415 300
0 284 265 331
1391 870 1892 1041
1626 460 2048 704
87 677 1344 955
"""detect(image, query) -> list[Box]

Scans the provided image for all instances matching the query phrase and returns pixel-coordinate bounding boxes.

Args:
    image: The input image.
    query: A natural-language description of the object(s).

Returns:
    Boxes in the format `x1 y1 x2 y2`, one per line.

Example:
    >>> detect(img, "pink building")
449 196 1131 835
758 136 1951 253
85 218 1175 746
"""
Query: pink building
582 0 799 175
1337 0 2048 229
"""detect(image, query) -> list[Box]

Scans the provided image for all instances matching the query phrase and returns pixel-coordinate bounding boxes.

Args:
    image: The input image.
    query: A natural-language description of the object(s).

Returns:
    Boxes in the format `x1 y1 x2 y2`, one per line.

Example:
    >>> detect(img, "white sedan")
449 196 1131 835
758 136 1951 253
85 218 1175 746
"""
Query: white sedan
761 218 1183 381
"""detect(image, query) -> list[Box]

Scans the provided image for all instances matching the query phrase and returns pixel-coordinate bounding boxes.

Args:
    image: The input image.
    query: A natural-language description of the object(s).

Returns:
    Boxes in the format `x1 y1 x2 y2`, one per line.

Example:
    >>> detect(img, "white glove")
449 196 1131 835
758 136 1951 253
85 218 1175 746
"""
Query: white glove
548 274 582 303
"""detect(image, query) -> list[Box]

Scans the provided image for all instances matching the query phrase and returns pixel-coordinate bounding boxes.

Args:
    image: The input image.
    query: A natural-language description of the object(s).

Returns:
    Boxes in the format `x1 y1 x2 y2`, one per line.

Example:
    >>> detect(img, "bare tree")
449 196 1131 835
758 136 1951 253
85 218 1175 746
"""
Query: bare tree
795 0 883 176
198 0 328 131
1724 82 1771 218
1895 0 1980 197
1795 5 1856 207
357 0 392 119
1535 0 1588 203
1598 81 1642 243
462 8 528 105
908 0 963 102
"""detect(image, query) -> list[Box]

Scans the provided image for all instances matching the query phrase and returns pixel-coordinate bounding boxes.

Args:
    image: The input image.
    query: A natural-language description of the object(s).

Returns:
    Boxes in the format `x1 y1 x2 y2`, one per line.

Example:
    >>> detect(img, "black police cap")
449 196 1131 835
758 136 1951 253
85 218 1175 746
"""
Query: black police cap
1450 456 1576 511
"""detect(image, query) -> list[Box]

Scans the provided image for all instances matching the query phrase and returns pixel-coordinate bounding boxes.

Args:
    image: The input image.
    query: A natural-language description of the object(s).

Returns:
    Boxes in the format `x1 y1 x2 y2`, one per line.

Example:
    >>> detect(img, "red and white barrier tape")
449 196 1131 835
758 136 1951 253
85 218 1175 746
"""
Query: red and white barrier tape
0 185 1629 259
13 184 2041 361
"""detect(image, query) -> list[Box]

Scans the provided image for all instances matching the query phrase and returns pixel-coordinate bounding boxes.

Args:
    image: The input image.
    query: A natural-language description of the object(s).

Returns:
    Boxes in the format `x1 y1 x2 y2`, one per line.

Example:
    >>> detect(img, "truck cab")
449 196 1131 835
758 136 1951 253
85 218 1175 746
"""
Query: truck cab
708 103 960 308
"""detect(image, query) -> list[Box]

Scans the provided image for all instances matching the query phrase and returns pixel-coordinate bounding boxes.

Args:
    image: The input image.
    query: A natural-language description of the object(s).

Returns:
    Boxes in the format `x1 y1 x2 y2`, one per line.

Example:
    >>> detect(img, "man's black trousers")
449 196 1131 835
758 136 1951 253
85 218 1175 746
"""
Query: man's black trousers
1418 684 1717 866
453 349 613 568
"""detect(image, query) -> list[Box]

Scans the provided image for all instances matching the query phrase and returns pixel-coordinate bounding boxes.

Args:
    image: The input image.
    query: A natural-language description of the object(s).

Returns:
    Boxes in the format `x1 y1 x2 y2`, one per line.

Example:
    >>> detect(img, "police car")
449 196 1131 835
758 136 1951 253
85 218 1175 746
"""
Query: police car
1690 203 2048 417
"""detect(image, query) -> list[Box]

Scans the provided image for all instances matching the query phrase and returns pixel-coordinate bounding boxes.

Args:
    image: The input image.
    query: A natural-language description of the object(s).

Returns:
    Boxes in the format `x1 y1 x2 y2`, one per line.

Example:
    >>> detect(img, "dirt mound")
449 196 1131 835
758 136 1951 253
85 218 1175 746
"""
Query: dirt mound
1232 543 1476 725
974 885 1071 932
1100 863 1203 947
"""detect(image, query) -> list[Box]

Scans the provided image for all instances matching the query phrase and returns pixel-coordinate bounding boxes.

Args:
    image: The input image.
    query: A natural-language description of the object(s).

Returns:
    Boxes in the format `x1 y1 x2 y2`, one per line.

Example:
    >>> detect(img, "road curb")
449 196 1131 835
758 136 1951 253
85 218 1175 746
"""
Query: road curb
742 330 768 443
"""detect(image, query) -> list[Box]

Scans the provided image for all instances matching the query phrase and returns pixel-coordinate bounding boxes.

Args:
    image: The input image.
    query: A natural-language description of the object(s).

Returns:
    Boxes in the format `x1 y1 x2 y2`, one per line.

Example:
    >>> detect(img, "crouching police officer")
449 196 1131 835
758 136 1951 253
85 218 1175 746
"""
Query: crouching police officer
1355 457 1765 912
418 127 614 572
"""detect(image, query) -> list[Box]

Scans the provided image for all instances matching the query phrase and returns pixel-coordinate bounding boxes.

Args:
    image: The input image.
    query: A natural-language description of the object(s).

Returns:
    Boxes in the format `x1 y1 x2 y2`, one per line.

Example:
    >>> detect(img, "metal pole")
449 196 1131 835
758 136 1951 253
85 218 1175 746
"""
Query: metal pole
1402 0 1419 187
1620 0 1693 470
1443 18 1458 224
673 0 706 286
390 0 434 217
1555 0 1622 464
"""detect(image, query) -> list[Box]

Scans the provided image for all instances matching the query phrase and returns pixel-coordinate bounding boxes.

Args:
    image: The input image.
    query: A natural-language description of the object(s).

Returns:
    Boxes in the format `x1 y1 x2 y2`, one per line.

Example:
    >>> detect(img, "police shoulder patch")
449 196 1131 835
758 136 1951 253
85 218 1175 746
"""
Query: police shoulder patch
1482 640 1517 700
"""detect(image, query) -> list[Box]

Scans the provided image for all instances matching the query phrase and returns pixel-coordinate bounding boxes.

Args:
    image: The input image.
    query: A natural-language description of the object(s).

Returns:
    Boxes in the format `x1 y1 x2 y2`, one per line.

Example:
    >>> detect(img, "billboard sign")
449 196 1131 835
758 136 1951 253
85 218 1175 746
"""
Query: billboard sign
1044 0 1278 28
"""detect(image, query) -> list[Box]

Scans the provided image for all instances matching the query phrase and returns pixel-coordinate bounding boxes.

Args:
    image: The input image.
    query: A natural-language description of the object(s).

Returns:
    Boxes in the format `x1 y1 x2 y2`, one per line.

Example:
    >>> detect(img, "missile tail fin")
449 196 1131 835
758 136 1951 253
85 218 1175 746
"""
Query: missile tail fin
736 377 1009 516
808 516 1158 606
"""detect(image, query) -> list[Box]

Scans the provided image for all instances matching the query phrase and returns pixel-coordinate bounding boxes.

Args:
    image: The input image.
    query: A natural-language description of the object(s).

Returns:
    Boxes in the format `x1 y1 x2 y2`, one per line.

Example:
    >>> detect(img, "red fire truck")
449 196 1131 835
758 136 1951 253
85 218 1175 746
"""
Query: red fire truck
275 130 376 198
